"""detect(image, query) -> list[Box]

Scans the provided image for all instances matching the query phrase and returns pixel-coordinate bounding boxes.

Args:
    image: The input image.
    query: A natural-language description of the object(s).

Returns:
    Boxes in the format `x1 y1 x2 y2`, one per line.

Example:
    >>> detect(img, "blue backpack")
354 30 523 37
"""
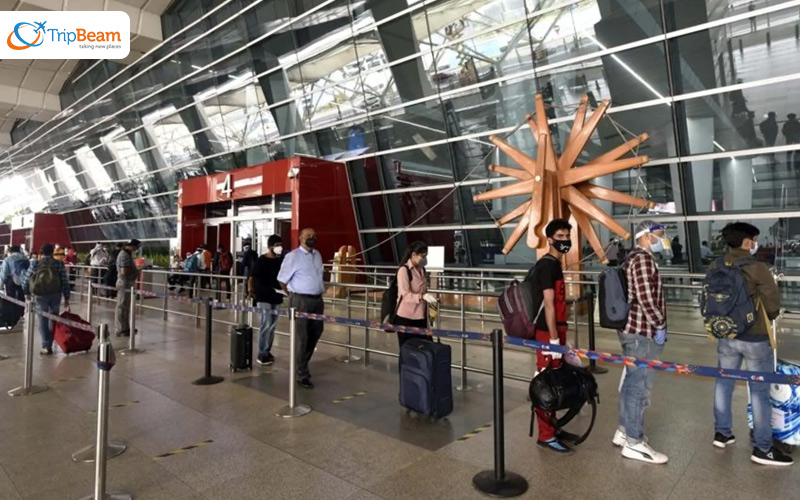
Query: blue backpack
11 257 29 286
183 254 199 273
700 257 757 338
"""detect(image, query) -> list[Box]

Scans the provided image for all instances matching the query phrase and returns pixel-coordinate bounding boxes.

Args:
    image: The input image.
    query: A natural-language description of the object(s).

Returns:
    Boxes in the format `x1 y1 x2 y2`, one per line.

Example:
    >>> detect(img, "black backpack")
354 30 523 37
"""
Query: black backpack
528 363 599 444
380 265 414 327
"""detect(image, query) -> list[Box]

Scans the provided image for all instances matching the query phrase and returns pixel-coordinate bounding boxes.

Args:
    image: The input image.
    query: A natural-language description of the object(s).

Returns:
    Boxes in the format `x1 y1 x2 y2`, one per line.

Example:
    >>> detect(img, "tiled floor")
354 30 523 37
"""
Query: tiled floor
1 291 799 500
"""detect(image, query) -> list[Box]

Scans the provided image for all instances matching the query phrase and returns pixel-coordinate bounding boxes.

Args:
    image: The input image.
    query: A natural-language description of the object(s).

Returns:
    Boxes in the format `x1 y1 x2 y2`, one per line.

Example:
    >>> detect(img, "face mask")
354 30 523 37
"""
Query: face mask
273 245 283 256
749 241 759 255
649 237 664 253
304 237 316 248
418 257 428 267
552 240 571 254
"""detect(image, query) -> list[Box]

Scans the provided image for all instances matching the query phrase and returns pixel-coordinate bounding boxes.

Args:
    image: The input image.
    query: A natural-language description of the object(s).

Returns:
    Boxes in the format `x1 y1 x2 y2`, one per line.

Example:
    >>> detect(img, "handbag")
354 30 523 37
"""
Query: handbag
528 363 599 444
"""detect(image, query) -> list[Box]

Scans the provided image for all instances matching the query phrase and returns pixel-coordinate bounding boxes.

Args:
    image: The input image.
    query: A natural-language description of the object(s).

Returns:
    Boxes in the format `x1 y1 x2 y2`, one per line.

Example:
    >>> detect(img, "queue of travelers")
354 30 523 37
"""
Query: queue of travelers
1 218 791 469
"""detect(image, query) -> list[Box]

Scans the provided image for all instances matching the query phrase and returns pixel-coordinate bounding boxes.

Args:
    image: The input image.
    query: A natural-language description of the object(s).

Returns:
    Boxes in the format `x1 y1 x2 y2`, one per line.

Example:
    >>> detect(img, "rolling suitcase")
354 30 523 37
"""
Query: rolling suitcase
399 337 453 419
747 319 799 452
230 325 253 372
54 312 94 354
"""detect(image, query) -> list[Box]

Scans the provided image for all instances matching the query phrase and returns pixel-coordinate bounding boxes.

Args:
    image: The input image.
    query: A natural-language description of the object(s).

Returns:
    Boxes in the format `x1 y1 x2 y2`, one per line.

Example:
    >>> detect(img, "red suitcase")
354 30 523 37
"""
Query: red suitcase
54 311 94 354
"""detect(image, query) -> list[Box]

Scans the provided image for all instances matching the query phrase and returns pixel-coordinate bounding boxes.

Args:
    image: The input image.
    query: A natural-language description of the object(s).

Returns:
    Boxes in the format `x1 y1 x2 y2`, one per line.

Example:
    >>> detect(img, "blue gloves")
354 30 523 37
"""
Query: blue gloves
654 328 667 345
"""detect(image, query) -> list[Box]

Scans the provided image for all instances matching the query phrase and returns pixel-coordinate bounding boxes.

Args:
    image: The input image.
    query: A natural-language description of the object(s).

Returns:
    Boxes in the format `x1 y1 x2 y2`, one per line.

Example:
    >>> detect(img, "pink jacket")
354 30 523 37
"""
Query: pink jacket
396 261 427 320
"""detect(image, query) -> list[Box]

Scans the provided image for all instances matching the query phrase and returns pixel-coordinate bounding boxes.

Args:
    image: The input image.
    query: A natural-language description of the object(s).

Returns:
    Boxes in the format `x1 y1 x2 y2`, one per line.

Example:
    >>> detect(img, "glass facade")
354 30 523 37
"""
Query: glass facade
0 0 798 273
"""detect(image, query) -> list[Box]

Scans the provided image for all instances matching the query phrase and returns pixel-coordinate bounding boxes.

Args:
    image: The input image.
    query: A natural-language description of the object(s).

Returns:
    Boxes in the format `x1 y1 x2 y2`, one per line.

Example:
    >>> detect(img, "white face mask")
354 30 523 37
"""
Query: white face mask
749 241 759 255
273 245 283 256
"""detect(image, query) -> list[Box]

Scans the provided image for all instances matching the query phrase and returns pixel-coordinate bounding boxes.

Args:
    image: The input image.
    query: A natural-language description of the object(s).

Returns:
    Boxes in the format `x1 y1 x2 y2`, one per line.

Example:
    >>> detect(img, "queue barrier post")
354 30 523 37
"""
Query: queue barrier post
586 292 607 375
76 324 132 500
193 300 225 386
87 282 94 324
457 293 472 392
119 287 143 356
276 307 311 418
8 299 48 397
336 290 360 363
472 329 528 497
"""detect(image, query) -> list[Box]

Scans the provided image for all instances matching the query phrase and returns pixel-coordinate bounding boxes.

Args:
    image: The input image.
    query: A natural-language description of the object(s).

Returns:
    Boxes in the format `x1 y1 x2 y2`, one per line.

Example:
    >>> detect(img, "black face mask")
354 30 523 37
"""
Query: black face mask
304 237 316 248
553 240 572 254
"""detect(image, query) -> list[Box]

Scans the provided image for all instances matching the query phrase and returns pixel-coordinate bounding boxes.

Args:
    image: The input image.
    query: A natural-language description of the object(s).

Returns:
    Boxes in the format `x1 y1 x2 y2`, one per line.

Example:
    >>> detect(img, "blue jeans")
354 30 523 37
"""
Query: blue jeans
257 302 279 358
618 332 664 444
714 338 773 452
35 293 62 349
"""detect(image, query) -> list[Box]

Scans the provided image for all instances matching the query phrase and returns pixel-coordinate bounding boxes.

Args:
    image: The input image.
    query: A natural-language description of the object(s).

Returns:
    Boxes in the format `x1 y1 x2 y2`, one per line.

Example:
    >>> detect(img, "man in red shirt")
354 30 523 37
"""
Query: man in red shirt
526 219 573 453
613 221 669 464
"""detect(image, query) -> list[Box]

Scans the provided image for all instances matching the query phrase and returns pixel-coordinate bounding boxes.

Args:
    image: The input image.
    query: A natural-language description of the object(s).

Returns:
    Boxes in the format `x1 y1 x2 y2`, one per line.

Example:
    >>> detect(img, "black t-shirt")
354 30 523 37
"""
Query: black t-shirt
249 255 284 305
525 254 567 331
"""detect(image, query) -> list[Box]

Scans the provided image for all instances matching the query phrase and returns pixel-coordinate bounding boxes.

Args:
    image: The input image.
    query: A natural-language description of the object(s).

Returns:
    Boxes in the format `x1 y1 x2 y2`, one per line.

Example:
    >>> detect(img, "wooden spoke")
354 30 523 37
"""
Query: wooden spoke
472 179 534 202
577 182 655 209
561 186 629 239
502 212 530 255
495 200 532 227
559 99 611 170
571 209 607 264
558 156 649 187
564 96 589 168
489 164 532 181
489 135 538 175
586 133 649 165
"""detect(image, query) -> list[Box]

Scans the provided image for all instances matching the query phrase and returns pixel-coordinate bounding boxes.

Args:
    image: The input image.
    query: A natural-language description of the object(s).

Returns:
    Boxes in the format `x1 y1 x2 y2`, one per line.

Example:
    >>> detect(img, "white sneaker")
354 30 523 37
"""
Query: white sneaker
613 429 648 447
612 429 626 447
622 441 668 464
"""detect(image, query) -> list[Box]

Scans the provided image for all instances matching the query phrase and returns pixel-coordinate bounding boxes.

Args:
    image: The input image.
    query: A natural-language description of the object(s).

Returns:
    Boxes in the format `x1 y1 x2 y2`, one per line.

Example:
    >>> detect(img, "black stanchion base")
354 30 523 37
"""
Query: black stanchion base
472 470 528 498
588 364 608 374
192 375 224 385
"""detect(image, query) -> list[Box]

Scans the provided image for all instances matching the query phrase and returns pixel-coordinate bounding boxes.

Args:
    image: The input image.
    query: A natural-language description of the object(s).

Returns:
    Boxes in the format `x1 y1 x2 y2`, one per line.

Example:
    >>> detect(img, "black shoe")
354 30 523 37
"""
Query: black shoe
297 378 314 389
713 432 735 449
257 354 275 366
536 438 572 454
556 430 582 444
751 447 794 466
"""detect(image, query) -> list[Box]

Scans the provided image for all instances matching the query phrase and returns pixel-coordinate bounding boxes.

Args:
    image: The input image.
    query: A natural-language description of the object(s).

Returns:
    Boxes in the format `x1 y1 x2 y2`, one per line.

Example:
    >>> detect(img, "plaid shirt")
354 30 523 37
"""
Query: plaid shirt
622 247 666 337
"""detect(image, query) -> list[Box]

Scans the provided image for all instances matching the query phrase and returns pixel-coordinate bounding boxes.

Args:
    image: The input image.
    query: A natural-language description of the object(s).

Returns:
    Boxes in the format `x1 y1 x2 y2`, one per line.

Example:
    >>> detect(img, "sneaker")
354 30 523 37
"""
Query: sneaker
256 354 275 366
613 429 648 447
39 347 53 356
622 441 668 464
751 447 794 466
536 438 573 454
712 432 735 449
297 378 314 389
612 429 626 447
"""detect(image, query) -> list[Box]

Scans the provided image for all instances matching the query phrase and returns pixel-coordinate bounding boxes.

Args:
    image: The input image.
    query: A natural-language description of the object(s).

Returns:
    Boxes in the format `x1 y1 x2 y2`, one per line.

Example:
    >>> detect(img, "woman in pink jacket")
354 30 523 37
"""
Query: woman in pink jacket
394 241 437 348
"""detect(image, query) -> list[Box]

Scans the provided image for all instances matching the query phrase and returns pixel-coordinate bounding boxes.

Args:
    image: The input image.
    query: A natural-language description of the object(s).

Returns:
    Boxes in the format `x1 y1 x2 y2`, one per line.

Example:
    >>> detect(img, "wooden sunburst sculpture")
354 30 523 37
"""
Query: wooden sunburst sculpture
474 94 655 264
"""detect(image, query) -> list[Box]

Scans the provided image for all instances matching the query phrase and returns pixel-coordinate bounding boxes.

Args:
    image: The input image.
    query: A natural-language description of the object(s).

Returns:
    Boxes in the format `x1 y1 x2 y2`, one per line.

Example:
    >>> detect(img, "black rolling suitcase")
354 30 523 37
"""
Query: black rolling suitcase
230 325 253 372
399 338 453 419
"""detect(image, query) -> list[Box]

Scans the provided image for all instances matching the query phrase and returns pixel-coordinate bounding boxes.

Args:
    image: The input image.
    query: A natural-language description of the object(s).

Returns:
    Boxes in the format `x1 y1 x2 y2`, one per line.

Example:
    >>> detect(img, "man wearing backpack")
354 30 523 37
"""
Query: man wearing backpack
115 239 141 338
0 246 29 325
710 222 791 466
614 221 669 464
183 250 201 298
20 243 70 355
527 219 574 453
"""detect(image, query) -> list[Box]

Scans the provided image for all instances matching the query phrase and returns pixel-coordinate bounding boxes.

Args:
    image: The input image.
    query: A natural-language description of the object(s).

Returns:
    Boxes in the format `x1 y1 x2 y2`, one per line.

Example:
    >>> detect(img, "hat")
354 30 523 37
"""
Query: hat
128 239 141 247
789 113 797 120
634 220 665 240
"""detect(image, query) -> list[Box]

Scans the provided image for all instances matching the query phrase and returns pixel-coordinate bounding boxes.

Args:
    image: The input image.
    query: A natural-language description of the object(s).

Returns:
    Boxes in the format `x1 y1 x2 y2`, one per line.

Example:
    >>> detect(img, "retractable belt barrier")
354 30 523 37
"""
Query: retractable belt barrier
73 286 800 386
0 292 94 333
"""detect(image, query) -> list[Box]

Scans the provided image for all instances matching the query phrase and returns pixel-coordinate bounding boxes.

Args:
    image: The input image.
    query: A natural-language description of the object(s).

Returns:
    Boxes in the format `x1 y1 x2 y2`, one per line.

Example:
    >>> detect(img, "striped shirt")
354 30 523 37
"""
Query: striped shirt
621 247 666 337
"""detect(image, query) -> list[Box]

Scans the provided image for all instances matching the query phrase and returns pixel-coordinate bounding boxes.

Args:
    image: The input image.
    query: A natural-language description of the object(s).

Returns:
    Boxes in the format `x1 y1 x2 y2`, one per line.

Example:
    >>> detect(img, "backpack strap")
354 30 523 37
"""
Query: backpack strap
542 368 598 445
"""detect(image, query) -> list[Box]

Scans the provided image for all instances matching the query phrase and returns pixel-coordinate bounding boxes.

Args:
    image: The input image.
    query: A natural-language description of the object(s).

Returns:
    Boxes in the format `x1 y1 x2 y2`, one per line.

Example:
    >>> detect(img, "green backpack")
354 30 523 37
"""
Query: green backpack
30 259 62 296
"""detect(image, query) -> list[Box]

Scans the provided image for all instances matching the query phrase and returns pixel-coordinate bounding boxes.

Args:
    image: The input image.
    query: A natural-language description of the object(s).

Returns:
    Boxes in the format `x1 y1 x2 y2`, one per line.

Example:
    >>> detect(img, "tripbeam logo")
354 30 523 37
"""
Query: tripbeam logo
0 11 129 59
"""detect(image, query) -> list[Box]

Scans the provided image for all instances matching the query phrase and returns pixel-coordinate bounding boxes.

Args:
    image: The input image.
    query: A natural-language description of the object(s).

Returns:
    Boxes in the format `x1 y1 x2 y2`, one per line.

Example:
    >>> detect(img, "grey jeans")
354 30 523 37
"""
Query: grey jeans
115 287 132 334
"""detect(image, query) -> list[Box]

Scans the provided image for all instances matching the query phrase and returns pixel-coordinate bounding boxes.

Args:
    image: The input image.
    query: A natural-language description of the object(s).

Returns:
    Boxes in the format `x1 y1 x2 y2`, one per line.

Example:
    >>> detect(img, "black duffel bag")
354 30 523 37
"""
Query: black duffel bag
528 363 599 444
